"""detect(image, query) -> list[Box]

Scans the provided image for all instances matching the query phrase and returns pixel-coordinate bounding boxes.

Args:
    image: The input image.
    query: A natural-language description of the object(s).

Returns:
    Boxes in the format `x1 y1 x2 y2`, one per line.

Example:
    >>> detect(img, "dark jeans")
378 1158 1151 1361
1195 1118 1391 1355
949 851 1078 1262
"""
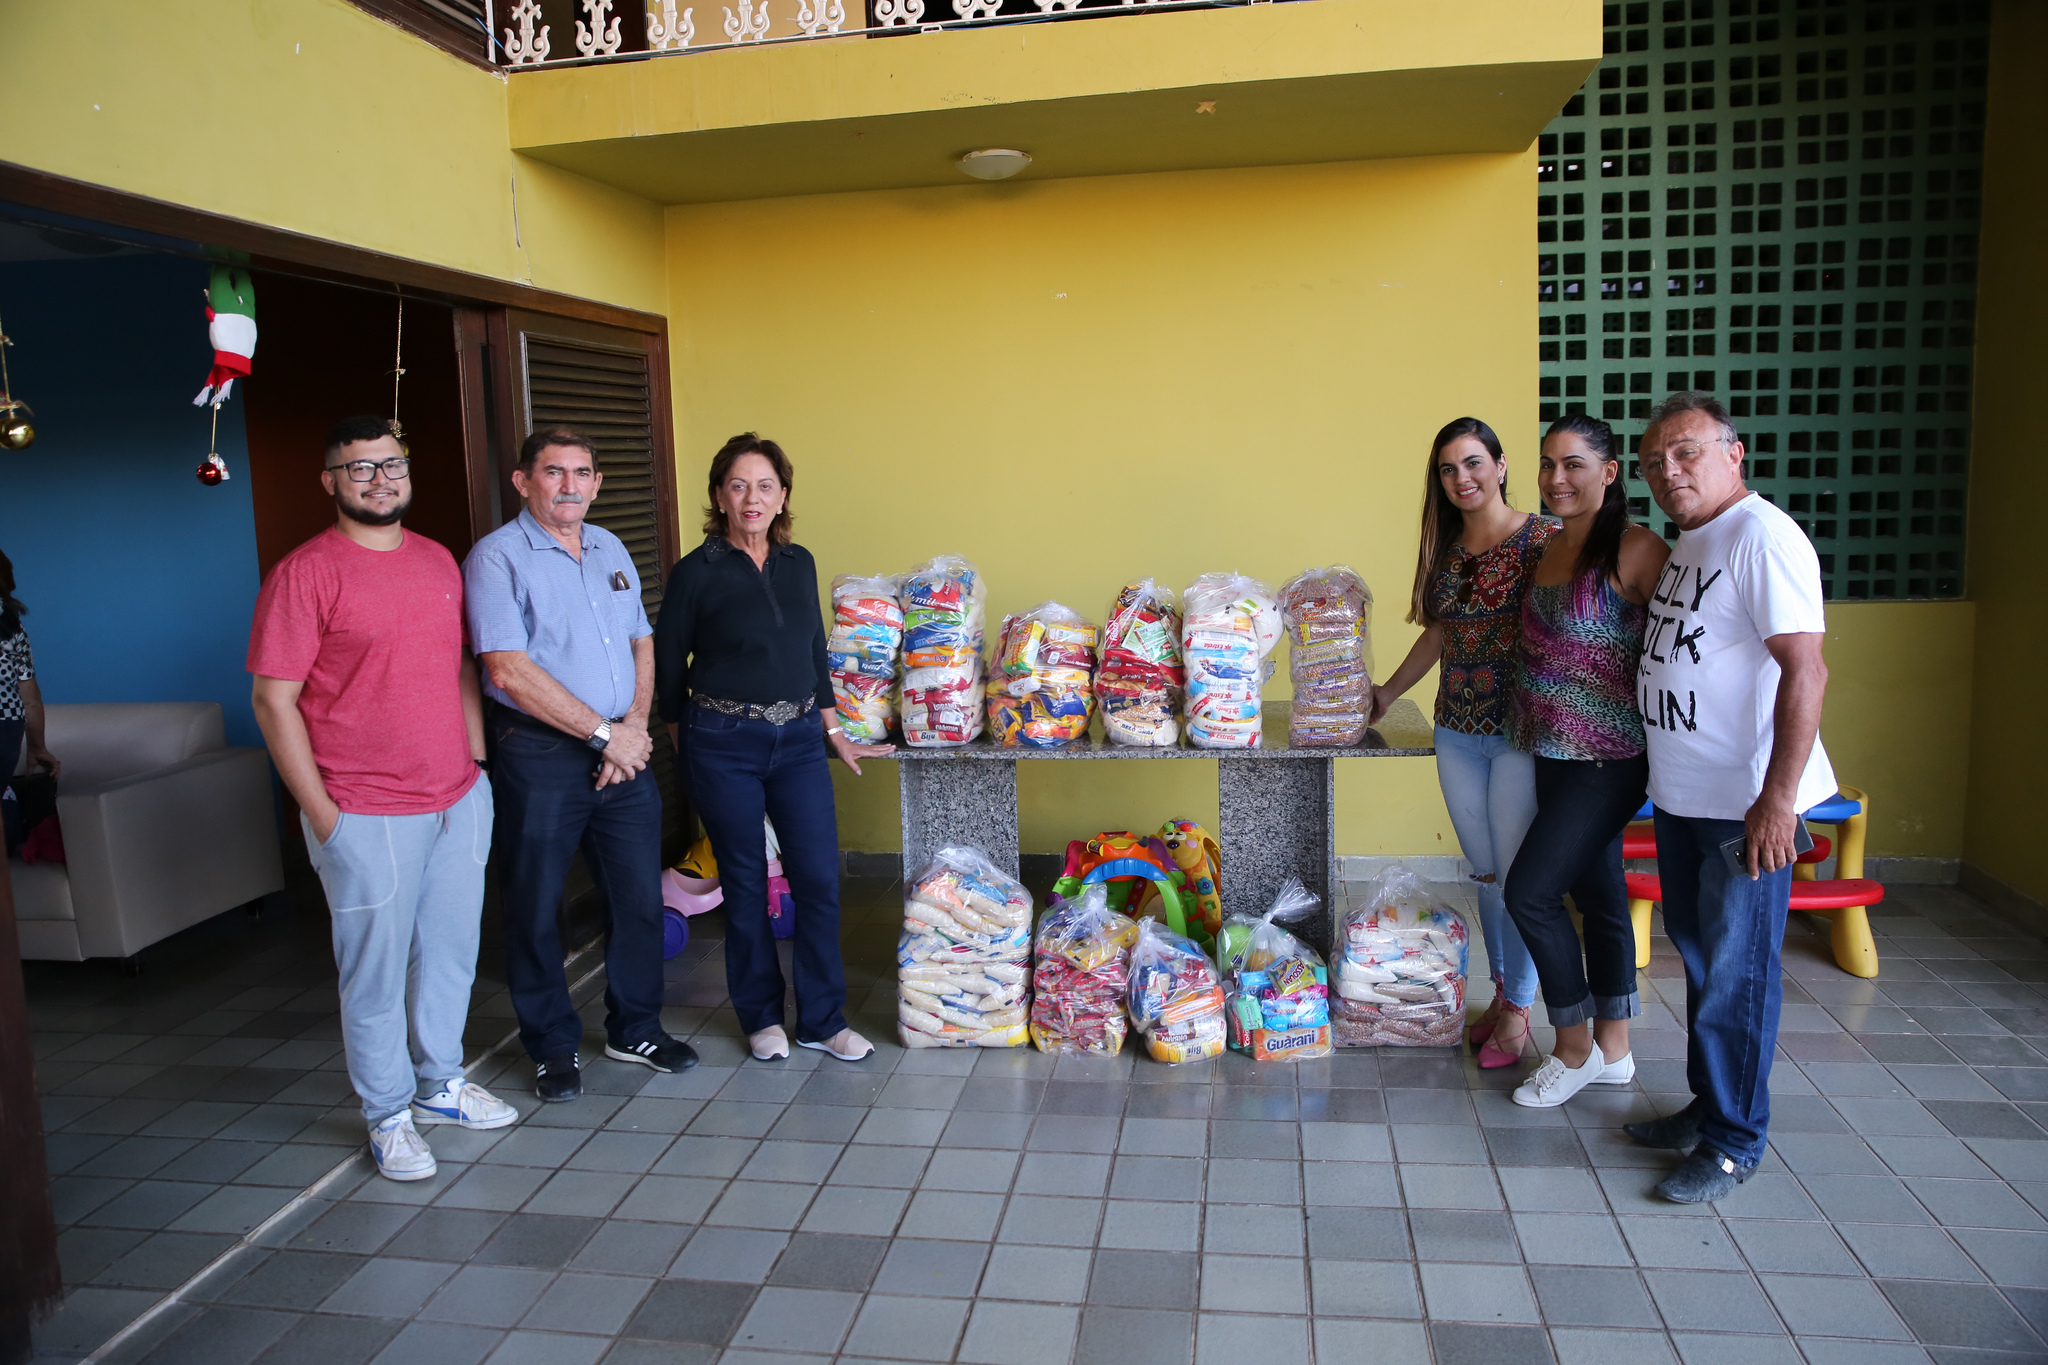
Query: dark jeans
489 705 667 1062
1504 754 1649 1028
684 706 848 1043
1655 808 1794 1167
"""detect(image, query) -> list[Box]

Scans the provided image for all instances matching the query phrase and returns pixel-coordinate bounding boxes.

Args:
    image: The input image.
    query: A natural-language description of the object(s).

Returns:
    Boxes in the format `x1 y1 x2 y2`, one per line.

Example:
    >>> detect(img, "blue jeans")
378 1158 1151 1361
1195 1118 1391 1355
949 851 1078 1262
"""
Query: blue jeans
1504 754 1648 1028
302 777 492 1123
684 707 849 1043
1654 808 1794 1167
489 705 668 1062
1434 726 1539 1009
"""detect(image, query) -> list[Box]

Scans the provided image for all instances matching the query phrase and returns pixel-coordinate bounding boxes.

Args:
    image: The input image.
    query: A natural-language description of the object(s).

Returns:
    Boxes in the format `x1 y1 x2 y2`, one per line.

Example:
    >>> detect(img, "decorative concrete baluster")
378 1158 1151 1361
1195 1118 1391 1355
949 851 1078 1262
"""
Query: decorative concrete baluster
503 0 551 63
647 0 696 48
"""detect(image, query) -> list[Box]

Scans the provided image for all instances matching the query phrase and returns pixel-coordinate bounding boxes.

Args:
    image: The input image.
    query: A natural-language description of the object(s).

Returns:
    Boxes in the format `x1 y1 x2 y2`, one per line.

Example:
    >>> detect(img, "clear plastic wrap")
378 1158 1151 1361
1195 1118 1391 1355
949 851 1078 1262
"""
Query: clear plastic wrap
1126 919 1227 1064
990 602 1097 748
897 845 1033 1049
829 573 903 743
1331 864 1470 1048
1219 877 1333 1061
1099 579 1184 747
1028 884 1139 1056
898 555 988 747
1279 567 1374 748
1181 572 1281 750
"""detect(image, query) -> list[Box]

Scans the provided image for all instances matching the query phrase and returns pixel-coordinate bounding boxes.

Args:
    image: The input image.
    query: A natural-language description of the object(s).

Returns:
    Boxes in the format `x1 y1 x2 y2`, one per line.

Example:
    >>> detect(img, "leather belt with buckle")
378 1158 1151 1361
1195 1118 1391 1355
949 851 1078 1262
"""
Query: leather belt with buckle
693 695 817 726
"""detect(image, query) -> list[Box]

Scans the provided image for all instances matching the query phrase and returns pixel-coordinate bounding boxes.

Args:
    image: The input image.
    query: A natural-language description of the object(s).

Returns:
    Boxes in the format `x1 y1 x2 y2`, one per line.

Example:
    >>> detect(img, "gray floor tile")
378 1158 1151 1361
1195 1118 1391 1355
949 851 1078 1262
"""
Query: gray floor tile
1399 1163 1503 1210
726 1284 861 1354
1199 1203 1302 1255
1074 1306 1198 1365
378 1208 507 1263
1836 1221 1988 1282
1513 1211 1632 1266
999 1194 1102 1246
418 1264 557 1327
1950 1227 2048 1287
470 1213 601 1269
1099 1198 1201 1252
703 1180 815 1231
981 1243 1093 1302
285 1202 420 1255
842 1293 971 1362
481 1329 609 1365
958 1300 1082 1365
922 1146 1022 1192
321 1256 460 1317
873 1237 991 1299
1549 1327 1679 1365
1619 1215 1746 1269
1428 1320 1559 1365
1195 1312 1308 1365
1907 1176 2048 1230
566 1219 692 1274
1312 1317 1430 1365
1759 1272 1914 1339
649 1135 754 1179
1877 1277 2046 1351
1409 1209 1520 1263
618 1277 758 1345
1418 1261 1541 1324
248 1311 401 1365
1666 1331 1800 1365
1086 1248 1197 1310
1109 1156 1205 1203
1725 1218 1861 1275
668 1227 788 1283
364 1319 502 1365
899 1189 1006 1241
766 1231 889 1291
1642 1269 1784 1334
145 1305 298 1365
1197 1252 1305 1314
1529 1264 1661 1328
91 1229 236 1289
1308 1257 1422 1318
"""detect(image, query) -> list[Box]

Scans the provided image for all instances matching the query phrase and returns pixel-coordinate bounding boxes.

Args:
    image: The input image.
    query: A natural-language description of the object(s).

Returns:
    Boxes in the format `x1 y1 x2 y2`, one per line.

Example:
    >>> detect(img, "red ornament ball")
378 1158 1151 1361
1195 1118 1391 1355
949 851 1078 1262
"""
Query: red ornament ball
196 459 225 486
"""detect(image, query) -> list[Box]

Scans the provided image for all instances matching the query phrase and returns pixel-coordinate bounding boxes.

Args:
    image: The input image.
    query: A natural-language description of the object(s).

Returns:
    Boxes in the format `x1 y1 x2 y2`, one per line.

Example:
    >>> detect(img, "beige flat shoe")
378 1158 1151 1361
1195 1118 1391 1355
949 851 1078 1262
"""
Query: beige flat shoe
797 1029 874 1062
748 1026 790 1061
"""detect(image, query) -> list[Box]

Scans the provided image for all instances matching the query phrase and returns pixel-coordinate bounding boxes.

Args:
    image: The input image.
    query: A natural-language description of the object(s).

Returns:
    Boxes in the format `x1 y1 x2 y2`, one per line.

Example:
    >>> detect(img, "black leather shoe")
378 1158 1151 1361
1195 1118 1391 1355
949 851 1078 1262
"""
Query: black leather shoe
605 1036 700 1073
1623 1099 1704 1150
1656 1143 1755 1204
535 1054 582 1103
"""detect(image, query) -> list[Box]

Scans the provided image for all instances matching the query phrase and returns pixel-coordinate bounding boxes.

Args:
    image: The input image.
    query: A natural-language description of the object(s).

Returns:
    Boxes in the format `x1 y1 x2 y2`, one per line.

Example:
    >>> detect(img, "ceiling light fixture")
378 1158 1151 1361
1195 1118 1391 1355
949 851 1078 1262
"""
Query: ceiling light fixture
958 149 1032 181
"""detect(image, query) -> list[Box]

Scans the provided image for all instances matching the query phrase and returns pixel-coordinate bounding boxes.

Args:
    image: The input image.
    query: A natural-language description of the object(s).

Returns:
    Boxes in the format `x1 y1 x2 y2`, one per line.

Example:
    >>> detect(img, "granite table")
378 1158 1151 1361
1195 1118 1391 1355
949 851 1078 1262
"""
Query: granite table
877 698 1433 928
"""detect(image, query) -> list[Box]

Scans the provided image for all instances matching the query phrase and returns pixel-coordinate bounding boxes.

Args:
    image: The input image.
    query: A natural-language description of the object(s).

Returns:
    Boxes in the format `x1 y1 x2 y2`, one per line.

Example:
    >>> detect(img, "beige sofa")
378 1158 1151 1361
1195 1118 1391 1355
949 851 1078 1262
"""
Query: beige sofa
9 702 285 962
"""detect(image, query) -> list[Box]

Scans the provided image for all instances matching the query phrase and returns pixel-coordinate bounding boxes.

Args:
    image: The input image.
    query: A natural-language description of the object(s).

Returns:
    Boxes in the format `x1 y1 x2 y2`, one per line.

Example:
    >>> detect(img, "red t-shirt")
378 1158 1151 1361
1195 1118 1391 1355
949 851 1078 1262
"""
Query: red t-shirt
247 528 478 816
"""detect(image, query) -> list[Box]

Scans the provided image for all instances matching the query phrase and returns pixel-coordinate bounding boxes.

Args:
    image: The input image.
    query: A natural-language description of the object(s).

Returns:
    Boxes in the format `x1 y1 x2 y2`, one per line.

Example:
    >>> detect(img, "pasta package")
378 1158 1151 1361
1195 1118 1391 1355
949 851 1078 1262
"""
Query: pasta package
1331 864 1470 1048
898 845 1033 1049
1279 567 1374 748
1220 877 1332 1062
829 574 903 743
1028 885 1139 1056
898 555 988 747
1126 919 1226 1065
1181 572 1280 750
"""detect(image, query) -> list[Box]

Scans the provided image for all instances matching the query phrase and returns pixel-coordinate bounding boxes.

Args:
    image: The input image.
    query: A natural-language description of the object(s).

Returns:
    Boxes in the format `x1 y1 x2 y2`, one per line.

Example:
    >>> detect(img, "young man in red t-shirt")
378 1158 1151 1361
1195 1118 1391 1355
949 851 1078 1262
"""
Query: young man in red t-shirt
248 416 515 1181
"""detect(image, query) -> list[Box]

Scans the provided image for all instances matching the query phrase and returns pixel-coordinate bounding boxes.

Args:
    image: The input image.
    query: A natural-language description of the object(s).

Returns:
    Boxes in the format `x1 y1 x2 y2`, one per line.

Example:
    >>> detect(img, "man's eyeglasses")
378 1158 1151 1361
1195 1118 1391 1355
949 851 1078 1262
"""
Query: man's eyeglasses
1639 437 1729 475
327 457 412 483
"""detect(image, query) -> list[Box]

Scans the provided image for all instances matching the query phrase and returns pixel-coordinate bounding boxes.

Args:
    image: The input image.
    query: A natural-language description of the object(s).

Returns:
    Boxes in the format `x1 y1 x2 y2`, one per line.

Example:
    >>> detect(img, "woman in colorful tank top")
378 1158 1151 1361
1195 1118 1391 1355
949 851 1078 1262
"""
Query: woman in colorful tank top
1502 414 1671 1110
1370 418 1554 1068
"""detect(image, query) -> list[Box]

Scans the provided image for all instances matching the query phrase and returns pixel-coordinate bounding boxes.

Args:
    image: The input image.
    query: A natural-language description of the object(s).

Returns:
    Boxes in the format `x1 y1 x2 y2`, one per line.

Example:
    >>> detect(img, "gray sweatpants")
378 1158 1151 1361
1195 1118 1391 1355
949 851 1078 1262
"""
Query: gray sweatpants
302 776 493 1123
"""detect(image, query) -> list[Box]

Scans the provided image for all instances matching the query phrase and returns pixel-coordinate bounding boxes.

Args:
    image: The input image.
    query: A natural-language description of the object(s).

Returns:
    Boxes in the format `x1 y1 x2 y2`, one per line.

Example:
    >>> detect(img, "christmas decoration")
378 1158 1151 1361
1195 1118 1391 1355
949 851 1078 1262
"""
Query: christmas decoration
196 453 228 486
388 294 408 448
192 265 257 406
0 304 33 450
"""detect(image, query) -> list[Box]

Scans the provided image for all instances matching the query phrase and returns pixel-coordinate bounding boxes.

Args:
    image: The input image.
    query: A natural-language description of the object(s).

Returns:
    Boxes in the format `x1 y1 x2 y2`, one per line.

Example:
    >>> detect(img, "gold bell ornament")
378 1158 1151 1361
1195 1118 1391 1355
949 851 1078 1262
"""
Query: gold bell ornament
0 304 32 450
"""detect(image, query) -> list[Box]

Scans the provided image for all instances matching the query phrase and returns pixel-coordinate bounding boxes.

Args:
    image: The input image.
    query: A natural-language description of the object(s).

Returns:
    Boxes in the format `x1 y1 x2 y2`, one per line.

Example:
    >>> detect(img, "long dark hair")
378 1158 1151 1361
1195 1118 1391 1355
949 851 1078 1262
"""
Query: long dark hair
1542 413 1629 606
1407 417 1508 626
0 549 24 643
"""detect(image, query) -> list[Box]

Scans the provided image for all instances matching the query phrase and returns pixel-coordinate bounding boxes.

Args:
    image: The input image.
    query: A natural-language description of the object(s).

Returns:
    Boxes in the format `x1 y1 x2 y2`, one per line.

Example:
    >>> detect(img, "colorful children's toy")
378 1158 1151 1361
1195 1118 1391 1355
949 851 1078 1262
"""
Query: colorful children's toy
1182 572 1281 749
1098 579 1183 747
1280 566 1374 748
1155 819 1222 940
829 573 903 743
898 555 988 747
1029 884 1138 1056
1331 864 1470 1047
897 845 1033 1048
1051 832 1191 939
1126 919 1227 1064
1220 877 1333 1062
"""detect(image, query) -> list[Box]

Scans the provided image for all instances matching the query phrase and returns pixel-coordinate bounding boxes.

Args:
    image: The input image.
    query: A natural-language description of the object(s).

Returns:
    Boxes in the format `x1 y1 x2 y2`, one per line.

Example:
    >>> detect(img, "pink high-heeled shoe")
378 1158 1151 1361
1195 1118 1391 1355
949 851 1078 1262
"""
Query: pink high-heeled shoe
1467 996 1504 1050
1477 1002 1531 1069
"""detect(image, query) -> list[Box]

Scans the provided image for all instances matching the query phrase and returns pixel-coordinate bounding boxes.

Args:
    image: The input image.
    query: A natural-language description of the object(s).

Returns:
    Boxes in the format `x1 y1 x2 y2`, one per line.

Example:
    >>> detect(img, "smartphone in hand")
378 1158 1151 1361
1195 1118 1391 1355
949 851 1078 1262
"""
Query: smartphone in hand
1720 821 1816 877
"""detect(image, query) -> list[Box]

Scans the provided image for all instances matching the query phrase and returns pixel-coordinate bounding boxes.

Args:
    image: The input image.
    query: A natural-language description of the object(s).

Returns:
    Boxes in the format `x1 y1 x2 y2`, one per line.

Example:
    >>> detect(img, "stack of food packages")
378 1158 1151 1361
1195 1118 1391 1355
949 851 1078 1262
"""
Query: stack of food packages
1027 884 1139 1055
1331 864 1470 1047
1097 579 1184 747
827 574 902 744
990 603 1097 748
898 555 988 747
1279 567 1375 748
1218 877 1333 1062
1126 918 1227 1063
896 846 1032 1049
1181 573 1282 749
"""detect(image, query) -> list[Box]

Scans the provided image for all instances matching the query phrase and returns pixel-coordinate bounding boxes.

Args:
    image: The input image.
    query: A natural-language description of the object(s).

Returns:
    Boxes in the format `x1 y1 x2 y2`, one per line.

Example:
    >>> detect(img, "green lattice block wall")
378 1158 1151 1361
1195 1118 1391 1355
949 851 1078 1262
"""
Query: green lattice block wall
1536 0 1988 600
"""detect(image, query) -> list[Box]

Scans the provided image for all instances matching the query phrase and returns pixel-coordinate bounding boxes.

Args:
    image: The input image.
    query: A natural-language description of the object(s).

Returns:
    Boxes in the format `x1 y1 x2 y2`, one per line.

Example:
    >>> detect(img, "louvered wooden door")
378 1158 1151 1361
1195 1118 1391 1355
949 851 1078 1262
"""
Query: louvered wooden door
487 310 688 862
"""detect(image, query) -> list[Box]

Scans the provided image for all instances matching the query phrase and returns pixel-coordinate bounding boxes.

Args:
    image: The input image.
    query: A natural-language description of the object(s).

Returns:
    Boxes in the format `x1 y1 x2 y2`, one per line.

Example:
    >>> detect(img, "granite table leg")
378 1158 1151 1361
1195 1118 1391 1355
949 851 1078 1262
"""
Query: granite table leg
898 759 1020 880
1217 757 1336 955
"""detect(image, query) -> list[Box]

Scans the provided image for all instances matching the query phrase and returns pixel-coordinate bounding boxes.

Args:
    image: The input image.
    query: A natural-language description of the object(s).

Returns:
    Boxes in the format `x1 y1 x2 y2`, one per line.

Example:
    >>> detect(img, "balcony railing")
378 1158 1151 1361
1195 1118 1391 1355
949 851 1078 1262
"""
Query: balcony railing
487 0 1290 68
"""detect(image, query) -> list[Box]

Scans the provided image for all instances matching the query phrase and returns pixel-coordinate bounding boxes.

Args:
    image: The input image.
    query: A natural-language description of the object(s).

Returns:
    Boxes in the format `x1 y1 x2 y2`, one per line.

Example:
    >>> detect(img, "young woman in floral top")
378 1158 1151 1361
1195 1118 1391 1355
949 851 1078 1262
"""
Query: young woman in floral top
1370 418 1555 1067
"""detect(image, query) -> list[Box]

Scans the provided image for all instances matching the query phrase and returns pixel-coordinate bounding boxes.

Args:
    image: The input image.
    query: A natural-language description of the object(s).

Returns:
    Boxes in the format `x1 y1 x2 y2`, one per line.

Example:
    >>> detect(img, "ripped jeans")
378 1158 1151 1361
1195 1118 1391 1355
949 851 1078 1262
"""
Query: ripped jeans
1434 726 1540 1009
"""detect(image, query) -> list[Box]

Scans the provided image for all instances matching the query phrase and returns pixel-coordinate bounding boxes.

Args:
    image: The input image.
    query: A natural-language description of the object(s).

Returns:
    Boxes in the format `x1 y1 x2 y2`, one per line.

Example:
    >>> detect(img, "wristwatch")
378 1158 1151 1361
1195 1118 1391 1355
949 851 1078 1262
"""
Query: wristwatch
586 719 613 752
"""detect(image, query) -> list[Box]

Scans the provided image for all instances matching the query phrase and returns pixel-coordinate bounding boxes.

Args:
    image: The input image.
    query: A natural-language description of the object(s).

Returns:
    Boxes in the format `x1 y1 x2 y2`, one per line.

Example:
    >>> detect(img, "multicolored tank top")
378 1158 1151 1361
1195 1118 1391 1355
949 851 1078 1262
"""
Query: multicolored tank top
1430 516 1555 737
1512 573 1649 761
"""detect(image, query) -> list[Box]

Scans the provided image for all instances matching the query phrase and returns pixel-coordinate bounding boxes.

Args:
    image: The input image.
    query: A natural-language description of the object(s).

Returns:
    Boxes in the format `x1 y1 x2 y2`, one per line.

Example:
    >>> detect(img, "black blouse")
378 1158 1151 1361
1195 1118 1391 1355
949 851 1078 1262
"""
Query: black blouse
654 536 836 725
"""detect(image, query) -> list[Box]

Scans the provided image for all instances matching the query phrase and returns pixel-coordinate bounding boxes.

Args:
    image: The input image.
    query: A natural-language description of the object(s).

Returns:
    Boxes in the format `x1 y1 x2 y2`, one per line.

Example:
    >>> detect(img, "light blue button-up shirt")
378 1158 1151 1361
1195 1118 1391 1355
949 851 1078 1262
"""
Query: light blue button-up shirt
463 509 651 720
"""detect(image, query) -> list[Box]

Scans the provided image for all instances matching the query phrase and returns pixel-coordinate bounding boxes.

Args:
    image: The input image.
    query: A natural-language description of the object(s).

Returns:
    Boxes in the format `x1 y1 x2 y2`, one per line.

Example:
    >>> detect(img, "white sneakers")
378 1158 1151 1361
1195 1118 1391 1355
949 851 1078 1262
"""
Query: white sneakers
798 1029 875 1062
750 1026 791 1061
369 1111 437 1181
411 1079 518 1130
1512 1046 1635 1109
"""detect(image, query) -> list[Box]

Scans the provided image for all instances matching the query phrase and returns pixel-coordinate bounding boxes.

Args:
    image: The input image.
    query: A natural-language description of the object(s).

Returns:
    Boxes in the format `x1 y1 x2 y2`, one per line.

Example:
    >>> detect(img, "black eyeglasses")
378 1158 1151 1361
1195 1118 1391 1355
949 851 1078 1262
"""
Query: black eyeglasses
1454 555 1479 605
327 457 412 482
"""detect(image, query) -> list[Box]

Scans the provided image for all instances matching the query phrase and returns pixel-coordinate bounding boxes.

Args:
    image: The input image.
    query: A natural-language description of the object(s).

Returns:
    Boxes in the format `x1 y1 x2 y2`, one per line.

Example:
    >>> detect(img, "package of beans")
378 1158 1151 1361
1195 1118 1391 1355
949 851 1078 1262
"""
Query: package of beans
1279 567 1374 748
897 845 1032 1048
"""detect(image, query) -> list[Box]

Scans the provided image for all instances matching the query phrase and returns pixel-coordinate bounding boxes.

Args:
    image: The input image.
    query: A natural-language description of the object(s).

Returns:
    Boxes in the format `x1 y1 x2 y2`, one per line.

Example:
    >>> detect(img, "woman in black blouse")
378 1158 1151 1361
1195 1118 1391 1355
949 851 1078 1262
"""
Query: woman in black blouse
656 434 893 1063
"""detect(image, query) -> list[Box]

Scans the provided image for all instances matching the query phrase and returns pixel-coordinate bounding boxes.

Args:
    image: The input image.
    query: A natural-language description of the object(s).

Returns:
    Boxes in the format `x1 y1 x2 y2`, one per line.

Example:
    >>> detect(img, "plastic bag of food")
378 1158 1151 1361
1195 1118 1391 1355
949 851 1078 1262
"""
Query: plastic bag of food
1125 918 1227 1064
1028 884 1139 1056
1331 864 1469 1047
1098 579 1183 747
897 556 988 747
1280 567 1374 748
898 845 1033 1049
989 603 1096 748
1181 572 1280 749
828 574 903 743
1218 877 1332 1062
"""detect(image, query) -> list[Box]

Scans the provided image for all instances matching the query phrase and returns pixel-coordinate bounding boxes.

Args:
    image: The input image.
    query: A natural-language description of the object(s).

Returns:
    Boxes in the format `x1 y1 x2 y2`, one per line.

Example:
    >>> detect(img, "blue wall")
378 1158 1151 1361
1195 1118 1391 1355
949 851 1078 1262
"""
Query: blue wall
0 254 262 747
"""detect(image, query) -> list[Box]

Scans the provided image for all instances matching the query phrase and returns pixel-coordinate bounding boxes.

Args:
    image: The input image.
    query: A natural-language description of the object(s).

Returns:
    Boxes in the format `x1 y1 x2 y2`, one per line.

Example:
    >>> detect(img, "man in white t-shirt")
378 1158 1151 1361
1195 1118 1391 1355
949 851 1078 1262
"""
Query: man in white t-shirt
1629 391 1837 1204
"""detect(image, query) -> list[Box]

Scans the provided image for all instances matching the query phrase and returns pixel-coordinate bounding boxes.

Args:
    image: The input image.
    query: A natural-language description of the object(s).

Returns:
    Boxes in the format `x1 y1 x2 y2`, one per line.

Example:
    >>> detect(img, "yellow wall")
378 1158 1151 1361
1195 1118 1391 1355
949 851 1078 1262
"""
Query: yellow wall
0 0 664 314
1962 0 2048 902
666 152 1531 854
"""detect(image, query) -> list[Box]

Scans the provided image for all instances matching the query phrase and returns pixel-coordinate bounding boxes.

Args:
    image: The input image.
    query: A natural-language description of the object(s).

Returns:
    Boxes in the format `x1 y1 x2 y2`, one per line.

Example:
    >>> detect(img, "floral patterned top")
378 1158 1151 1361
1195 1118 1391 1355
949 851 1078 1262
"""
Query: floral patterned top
1429 515 1555 736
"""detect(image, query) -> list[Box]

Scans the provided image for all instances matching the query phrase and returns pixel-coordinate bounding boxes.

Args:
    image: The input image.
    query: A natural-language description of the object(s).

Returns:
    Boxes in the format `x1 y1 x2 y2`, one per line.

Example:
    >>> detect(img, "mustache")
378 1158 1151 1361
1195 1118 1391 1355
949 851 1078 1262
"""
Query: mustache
552 493 585 505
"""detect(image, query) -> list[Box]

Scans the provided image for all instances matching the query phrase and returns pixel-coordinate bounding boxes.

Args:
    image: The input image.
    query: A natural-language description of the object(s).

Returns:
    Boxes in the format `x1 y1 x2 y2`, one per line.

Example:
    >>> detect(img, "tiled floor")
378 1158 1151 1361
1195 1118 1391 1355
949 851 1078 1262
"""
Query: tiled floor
25 873 2048 1365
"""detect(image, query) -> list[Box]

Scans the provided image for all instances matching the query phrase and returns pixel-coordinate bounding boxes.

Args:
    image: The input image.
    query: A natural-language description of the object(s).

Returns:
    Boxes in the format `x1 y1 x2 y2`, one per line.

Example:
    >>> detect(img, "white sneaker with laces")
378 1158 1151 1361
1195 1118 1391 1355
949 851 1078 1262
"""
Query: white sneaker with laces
411 1079 518 1130
369 1111 437 1181
1593 1051 1636 1085
1512 1046 1609 1109
797 1029 875 1062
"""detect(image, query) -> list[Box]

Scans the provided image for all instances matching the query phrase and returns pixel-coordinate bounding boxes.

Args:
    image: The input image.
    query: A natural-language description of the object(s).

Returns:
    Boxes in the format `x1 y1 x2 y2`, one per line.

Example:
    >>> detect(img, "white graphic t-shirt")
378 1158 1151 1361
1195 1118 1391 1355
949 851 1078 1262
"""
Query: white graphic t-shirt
1639 492 1838 821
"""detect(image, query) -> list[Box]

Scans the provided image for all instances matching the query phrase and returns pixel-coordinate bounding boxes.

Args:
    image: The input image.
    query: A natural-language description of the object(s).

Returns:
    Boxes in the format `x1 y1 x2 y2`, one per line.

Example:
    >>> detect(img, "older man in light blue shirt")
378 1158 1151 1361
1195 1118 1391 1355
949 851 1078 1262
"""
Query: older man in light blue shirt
464 426 698 1103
